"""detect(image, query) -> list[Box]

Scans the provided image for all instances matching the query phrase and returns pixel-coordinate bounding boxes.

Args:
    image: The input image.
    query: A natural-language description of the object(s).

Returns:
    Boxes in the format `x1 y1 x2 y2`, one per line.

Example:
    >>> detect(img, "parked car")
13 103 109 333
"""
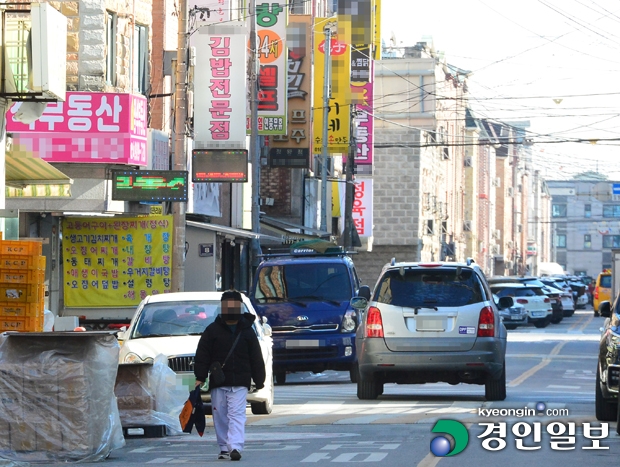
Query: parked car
352 259 509 401
490 282 553 328
594 270 612 316
495 294 527 329
118 291 274 414
595 299 620 421
540 278 575 317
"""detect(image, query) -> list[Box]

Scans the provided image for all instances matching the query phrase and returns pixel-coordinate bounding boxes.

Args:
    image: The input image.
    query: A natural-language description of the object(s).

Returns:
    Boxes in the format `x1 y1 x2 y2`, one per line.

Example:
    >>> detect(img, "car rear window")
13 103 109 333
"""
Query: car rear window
374 267 485 307
492 286 544 298
600 275 612 288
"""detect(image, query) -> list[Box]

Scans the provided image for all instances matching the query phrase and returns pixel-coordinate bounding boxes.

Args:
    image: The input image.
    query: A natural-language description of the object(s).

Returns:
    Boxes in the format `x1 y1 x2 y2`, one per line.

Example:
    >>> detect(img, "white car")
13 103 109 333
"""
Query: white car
119 291 274 414
490 283 553 328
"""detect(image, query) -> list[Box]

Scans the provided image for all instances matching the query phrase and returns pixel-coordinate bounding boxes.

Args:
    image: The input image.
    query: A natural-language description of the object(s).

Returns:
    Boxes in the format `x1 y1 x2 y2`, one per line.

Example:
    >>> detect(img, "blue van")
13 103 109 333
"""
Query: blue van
249 243 370 384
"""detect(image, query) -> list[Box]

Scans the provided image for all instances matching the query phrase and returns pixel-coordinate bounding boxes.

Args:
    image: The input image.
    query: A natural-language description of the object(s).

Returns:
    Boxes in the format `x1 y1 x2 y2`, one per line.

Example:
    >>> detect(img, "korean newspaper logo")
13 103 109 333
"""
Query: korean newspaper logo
430 403 610 456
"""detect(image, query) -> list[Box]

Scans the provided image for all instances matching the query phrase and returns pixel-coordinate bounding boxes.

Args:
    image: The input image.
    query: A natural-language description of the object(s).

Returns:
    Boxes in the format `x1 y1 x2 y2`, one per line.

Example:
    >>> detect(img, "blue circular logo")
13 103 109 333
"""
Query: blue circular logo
536 402 546 413
430 436 452 456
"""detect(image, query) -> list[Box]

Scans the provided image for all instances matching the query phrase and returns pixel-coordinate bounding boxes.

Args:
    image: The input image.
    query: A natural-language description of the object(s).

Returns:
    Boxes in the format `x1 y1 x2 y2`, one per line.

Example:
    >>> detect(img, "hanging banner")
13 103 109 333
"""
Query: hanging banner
246 1 288 135
62 216 173 307
353 178 372 238
312 18 351 155
193 22 247 149
351 49 373 169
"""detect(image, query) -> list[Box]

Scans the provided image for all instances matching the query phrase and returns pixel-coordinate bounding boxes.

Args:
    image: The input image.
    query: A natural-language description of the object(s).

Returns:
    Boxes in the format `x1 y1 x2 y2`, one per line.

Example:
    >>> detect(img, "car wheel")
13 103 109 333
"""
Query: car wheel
504 324 518 330
250 382 274 415
275 371 286 385
550 315 563 324
596 366 617 421
594 311 600 317
533 318 550 328
349 362 359 383
485 362 506 401
357 374 380 400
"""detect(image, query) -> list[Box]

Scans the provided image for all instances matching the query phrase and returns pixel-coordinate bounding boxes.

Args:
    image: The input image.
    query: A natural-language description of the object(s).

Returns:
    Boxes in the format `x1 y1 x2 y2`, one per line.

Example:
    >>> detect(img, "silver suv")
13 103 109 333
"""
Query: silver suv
351 259 509 401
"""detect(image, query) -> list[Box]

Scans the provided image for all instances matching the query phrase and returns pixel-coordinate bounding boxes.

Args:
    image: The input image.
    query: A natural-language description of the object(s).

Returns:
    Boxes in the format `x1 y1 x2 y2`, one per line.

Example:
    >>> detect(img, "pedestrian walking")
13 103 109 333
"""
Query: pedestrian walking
194 290 266 461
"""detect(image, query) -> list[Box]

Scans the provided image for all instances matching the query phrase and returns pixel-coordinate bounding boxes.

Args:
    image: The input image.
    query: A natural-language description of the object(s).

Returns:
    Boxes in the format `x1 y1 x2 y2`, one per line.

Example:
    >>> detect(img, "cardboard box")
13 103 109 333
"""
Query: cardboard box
10 421 36 451
0 363 24 422
35 419 63 451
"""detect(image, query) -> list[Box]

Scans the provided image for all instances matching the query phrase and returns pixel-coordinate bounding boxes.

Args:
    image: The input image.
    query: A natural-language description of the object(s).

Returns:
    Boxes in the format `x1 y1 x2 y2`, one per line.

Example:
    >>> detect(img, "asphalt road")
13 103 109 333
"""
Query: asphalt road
17 308 620 466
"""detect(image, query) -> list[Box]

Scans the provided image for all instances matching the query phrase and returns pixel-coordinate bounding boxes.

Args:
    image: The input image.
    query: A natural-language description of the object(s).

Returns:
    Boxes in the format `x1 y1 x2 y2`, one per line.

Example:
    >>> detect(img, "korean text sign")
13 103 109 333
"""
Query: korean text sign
353 178 373 237
6 93 148 166
193 23 247 147
62 216 173 307
246 1 288 135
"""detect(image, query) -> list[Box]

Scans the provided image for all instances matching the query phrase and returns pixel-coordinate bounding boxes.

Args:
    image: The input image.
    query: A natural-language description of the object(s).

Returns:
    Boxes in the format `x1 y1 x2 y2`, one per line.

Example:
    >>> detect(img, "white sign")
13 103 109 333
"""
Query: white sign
353 178 372 238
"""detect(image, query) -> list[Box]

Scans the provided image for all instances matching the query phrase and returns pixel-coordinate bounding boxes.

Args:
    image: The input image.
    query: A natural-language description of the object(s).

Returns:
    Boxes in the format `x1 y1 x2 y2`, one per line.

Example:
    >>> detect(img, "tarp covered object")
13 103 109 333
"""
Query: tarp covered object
0 331 125 463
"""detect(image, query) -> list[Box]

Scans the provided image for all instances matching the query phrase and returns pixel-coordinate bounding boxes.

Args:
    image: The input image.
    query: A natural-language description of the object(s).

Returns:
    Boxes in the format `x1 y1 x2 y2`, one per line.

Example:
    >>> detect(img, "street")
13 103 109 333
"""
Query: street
34 308 619 466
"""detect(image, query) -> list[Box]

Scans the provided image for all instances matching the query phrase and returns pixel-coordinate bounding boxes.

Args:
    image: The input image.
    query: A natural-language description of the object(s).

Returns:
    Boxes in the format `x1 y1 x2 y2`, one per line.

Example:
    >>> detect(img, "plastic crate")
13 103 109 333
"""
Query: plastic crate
0 269 45 284
0 316 43 332
0 255 46 270
0 283 44 303
0 241 42 256
0 302 43 317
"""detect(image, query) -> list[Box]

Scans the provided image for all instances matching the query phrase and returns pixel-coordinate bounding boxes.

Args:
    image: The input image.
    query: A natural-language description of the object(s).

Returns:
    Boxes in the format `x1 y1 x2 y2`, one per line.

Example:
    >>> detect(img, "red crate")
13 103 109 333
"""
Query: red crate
0 241 42 256
0 316 43 332
0 269 44 284
0 256 45 270
0 302 43 318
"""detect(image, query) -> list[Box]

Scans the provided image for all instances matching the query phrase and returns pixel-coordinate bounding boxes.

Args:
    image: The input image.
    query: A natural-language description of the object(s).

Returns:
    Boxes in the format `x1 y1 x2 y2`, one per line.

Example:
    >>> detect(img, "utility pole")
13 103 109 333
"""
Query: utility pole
171 0 188 292
319 25 333 233
249 0 261 269
344 105 356 250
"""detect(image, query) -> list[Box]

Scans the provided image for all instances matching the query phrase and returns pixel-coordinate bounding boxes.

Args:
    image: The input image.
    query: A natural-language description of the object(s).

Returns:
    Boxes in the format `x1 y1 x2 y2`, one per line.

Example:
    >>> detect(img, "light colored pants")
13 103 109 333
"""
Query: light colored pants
211 386 248 452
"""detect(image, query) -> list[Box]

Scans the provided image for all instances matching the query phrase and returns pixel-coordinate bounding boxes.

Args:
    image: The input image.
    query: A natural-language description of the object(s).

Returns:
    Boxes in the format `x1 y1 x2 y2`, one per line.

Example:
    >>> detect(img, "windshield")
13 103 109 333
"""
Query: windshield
254 263 352 303
600 275 612 288
374 267 485 307
131 300 245 338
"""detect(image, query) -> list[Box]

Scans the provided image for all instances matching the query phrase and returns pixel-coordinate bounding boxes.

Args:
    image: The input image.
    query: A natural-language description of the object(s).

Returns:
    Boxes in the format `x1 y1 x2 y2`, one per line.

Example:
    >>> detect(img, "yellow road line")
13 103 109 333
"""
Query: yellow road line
567 311 588 331
417 423 474 467
578 313 594 332
507 340 567 387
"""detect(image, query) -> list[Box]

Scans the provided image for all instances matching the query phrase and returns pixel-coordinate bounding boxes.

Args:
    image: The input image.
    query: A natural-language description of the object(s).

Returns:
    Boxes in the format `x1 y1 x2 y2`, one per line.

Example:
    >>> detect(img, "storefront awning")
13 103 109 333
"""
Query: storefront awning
5 152 73 198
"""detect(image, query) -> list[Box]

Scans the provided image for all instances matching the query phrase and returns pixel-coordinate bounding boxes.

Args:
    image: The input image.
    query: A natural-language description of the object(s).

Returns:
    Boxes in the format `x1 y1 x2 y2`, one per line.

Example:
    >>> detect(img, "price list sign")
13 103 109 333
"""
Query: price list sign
62 216 173 307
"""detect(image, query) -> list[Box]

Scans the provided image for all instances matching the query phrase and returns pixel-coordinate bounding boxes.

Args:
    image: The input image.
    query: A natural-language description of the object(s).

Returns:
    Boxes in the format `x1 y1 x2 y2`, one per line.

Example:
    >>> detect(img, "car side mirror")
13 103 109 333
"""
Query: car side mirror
599 301 612 318
358 285 371 300
497 296 514 309
350 296 368 310
261 316 272 337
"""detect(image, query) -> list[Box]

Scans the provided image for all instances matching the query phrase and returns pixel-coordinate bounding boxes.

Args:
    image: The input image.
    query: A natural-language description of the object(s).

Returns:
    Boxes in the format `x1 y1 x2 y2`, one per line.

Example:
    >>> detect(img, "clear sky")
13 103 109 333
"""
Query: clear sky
380 0 620 180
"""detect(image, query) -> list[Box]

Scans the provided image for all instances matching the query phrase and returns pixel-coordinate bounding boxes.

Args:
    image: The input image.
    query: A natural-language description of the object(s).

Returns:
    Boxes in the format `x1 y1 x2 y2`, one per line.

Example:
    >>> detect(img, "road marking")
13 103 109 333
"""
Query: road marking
416 453 442 467
507 340 567 387
547 384 581 389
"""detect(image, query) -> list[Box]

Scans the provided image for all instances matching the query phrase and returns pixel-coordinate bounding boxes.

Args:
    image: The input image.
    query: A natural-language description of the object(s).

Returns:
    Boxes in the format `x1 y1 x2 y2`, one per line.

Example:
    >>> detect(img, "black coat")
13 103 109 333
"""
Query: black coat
194 313 266 390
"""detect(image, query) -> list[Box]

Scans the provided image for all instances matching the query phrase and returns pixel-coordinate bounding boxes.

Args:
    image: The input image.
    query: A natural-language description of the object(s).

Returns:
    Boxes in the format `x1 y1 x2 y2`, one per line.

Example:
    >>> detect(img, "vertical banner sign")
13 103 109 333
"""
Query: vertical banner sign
373 0 382 60
352 178 372 238
312 18 351 155
193 23 247 149
269 15 312 167
352 54 373 169
62 216 173 307
247 2 288 135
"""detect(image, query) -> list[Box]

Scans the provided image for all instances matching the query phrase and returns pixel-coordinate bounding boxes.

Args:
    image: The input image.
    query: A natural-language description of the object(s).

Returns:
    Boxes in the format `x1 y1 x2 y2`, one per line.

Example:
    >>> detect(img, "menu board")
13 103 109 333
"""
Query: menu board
62 216 173 307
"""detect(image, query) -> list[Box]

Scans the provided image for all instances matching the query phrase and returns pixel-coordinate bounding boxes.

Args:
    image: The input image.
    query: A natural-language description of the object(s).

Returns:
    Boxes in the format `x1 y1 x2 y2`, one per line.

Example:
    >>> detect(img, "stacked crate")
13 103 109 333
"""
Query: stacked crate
0 241 46 332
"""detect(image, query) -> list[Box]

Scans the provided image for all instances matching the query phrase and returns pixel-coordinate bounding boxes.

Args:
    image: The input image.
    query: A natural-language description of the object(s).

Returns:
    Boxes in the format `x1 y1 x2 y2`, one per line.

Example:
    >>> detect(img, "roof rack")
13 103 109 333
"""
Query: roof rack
259 239 356 258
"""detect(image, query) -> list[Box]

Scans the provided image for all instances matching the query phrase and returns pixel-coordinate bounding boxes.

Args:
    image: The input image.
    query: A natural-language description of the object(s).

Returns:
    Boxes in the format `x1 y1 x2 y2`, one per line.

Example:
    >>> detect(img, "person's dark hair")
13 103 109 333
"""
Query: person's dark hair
221 289 243 302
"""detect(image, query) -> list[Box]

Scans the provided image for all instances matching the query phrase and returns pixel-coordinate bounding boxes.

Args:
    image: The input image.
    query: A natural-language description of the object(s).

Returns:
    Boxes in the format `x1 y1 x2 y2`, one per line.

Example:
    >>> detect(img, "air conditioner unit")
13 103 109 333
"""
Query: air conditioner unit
493 229 501 239
491 245 500 255
463 220 472 232
507 187 514 197
493 177 501 187
464 157 473 167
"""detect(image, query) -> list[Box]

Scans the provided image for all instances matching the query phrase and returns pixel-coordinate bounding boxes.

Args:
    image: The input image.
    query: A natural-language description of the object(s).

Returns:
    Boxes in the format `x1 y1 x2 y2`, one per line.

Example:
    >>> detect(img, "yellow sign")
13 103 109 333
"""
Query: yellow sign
62 216 173 307
313 18 351 155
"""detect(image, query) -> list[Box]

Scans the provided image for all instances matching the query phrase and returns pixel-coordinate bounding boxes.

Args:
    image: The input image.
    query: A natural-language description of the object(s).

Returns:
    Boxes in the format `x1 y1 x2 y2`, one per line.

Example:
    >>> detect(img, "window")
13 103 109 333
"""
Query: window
133 24 148 94
425 219 434 235
584 204 591 218
603 205 620 218
552 204 567 218
106 12 117 85
555 234 566 248
603 235 620 248
584 234 591 249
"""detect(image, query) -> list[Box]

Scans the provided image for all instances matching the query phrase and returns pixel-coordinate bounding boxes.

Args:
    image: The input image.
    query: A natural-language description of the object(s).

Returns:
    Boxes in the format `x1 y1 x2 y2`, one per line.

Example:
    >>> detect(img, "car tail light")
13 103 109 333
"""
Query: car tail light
595 287 599 299
478 306 495 337
516 298 528 304
365 306 384 338
543 298 550 303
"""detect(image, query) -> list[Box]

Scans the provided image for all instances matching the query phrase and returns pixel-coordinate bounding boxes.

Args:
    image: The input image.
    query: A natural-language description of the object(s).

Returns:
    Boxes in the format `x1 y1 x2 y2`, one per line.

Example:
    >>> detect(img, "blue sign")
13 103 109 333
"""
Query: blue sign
613 183 620 195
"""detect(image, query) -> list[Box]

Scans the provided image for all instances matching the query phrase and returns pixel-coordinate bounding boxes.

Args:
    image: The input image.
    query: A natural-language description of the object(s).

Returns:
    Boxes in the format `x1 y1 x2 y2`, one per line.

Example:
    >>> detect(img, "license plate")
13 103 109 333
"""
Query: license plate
286 339 319 348
416 318 445 332
532 312 544 317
